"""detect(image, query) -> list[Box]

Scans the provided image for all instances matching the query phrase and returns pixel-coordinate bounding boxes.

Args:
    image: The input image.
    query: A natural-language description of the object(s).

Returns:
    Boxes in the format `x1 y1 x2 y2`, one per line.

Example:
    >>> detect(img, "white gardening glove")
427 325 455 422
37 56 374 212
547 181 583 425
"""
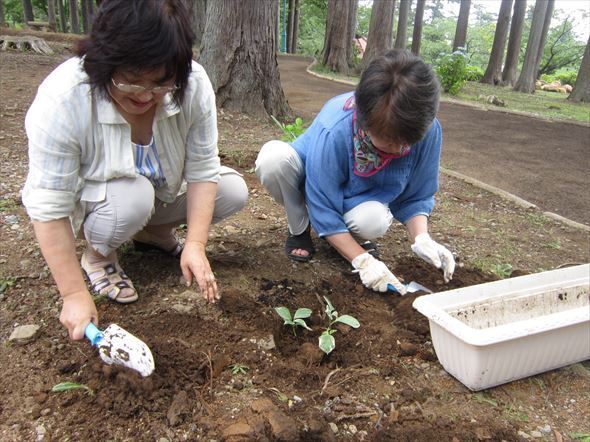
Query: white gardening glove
352 252 407 295
411 233 455 283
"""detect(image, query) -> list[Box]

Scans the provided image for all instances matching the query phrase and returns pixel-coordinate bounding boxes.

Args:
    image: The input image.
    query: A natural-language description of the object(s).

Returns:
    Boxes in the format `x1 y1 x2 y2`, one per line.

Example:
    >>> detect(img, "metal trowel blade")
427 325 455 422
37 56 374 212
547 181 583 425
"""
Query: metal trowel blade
97 324 155 377
405 281 433 294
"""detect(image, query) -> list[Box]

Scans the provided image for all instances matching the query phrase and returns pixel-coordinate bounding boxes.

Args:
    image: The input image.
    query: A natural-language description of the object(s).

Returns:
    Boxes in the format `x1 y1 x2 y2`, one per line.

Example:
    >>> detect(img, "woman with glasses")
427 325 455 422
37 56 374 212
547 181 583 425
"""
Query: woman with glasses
256 49 455 294
22 0 248 340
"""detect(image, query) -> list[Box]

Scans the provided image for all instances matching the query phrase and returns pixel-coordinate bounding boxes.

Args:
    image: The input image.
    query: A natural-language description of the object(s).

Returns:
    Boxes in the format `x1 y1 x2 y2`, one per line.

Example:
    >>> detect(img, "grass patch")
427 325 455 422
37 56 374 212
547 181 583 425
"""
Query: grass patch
454 82 590 123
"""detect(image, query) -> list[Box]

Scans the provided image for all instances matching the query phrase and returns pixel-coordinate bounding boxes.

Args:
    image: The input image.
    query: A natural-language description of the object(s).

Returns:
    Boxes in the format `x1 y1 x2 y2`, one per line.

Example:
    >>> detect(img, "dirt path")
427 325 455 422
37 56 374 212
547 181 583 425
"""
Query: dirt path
278 55 590 226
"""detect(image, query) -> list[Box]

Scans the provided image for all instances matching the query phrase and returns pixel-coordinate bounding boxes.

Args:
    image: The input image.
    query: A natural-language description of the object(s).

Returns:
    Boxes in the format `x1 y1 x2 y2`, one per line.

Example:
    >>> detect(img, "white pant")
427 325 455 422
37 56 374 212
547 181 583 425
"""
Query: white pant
255 140 393 239
84 167 248 256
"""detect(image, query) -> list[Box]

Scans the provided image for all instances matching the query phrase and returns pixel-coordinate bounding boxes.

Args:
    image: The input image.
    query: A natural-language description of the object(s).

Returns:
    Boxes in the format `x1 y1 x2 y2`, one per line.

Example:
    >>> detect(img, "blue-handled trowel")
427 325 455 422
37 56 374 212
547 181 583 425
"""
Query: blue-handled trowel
85 323 155 377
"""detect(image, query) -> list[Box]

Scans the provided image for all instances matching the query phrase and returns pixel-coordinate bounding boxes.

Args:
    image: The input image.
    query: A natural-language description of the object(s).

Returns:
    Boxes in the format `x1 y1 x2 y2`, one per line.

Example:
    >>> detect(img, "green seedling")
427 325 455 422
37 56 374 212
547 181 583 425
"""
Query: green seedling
570 433 590 442
0 278 15 295
471 392 498 407
229 363 249 375
318 296 360 355
504 404 529 422
274 306 312 336
51 381 94 396
271 115 306 142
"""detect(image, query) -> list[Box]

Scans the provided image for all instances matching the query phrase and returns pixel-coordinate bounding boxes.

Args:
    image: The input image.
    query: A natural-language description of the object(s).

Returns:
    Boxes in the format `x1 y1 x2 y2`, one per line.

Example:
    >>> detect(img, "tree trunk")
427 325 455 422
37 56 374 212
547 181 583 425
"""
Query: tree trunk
502 0 526 86
411 0 425 56
291 0 300 54
452 0 471 52
187 0 207 52
80 0 89 33
514 0 548 93
69 0 80 34
569 36 590 102
287 0 295 53
58 0 68 33
345 0 359 66
198 0 291 118
0 0 7 27
394 0 409 49
534 0 554 79
322 0 355 74
361 0 395 71
22 0 35 23
481 0 513 85
47 0 57 32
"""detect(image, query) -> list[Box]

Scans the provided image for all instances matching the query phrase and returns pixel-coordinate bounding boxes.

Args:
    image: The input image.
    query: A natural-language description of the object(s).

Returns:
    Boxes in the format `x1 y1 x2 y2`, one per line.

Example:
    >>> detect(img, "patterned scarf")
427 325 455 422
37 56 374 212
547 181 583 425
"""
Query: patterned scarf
344 95 412 177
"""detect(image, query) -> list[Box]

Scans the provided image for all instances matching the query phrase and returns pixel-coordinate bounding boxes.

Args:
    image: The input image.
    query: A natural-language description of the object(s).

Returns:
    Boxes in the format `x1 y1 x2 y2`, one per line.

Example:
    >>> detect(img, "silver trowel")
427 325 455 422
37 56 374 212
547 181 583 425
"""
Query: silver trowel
388 281 433 295
85 323 155 377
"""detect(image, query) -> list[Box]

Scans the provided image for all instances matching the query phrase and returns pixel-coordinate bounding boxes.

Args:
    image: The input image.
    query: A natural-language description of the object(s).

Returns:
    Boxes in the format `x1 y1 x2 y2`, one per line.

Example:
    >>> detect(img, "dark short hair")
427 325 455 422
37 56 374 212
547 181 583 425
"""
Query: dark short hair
355 49 440 146
76 0 195 106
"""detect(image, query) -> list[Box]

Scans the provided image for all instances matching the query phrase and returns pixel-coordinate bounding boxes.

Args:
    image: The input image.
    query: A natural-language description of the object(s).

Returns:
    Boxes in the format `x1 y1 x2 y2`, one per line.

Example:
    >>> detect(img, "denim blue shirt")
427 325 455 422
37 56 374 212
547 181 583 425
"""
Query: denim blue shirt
291 92 442 238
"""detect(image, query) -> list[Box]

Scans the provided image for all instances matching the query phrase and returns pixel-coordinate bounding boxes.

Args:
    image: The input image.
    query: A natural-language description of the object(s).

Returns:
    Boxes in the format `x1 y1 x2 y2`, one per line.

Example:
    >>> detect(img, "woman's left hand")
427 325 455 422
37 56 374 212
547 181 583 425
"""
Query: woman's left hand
180 241 219 303
411 233 455 282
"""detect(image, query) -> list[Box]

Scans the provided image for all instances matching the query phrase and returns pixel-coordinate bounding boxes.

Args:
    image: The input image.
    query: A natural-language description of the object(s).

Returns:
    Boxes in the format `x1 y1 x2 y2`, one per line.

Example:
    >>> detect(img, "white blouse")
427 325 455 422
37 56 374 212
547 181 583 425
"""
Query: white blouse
22 57 220 234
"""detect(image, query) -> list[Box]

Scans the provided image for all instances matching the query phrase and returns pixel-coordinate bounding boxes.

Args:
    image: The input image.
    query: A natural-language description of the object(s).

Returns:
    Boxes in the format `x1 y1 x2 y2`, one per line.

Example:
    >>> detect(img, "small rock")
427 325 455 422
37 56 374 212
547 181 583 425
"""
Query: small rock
329 422 339 434
538 424 551 434
157 438 170 442
358 430 368 440
224 226 240 234
171 303 192 314
167 391 190 426
518 430 531 439
221 422 254 439
257 334 276 351
267 410 299 441
530 431 543 438
40 408 51 416
348 424 358 434
11 224 20 230
9 325 40 343
398 342 418 356
35 424 47 441
5 215 19 225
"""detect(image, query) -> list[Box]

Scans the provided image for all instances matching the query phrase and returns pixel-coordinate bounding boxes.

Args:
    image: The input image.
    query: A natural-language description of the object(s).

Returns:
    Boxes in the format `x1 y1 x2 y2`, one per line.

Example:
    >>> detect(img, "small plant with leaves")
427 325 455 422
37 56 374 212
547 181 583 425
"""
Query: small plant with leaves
51 381 94 396
228 363 249 375
318 296 360 355
274 306 312 336
270 115 306 142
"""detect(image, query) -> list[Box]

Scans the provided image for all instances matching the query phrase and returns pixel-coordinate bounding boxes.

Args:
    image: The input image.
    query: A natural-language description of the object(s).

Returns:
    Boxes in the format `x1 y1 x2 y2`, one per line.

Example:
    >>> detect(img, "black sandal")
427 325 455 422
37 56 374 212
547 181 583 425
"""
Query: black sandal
285 228 315 262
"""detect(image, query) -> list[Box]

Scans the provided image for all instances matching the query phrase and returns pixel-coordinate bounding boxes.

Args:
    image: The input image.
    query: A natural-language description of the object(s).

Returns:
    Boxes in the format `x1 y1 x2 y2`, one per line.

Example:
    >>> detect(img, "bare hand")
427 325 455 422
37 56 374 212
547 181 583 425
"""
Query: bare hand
60 290 98 340
180 241 220 303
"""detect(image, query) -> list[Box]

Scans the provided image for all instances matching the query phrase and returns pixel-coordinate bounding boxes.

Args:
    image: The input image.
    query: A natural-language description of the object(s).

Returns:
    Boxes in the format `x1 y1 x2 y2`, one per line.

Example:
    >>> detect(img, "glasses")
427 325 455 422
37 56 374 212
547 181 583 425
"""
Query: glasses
111 78 178 95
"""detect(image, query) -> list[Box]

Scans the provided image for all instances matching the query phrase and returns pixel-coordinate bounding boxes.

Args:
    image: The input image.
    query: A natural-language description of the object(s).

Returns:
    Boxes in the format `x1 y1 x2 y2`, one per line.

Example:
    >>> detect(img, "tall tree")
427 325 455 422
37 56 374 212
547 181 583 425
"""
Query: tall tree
198 0 291 118
502 0 527 86
68 0 80 34
394 0 409 49
81 0 89 33
361 0 396 71
452 0 471 51
48 0 57 31
287 0 295 52
291 0 300 54
481 0 513 85
322 0 357 74
411 0 425 55
514 0 549 93
22 0 35 23
538 16 585 77
0 0 6 27
569 36 590 102
57 0 68 33
187 0 207 52
534 0 554 78
345 0 359 66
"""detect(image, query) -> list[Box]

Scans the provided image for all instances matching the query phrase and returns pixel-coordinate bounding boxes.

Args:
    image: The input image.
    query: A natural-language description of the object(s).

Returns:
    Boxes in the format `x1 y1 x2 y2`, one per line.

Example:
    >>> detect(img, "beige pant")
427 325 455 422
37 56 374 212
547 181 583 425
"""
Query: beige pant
255 140 393 239
84 167 248 256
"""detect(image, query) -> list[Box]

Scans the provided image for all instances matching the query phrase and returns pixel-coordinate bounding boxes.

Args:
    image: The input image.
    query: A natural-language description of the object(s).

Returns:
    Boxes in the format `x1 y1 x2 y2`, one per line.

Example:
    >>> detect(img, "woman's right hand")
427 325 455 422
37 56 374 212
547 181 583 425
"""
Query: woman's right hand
60 290 98 340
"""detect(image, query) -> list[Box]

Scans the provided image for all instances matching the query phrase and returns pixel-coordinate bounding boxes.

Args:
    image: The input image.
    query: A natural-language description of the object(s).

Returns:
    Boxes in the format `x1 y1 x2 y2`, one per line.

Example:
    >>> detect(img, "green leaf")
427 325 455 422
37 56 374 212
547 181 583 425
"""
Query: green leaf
335 315 360 328
274 307 293 323
51 382 94 396
323 296 337 319
293 308 312 319
293 318 312 331
295 117 303 126
319 332 336 354
570 433 590 442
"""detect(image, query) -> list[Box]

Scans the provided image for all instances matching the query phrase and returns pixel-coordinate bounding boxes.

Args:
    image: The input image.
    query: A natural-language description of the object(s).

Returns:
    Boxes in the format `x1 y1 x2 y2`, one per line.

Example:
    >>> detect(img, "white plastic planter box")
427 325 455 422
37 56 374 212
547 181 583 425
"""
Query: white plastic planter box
412 264 590 391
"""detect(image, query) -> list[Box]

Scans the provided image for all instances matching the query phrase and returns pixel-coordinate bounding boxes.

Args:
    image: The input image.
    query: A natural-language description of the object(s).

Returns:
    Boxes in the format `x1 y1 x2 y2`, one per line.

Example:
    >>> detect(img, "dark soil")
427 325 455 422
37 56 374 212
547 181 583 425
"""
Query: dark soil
1 37 589 441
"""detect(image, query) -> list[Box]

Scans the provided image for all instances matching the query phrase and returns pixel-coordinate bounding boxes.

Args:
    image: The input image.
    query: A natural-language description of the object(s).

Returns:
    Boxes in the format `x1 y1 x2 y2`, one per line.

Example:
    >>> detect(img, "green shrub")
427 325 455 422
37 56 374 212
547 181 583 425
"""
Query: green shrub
553 68 577 86
436 51 469 95
465 65 484 81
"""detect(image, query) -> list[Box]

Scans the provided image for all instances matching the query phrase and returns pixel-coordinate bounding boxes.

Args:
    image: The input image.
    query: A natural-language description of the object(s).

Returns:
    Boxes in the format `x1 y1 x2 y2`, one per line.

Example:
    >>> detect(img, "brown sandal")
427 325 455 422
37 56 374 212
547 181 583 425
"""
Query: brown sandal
81 254 138 304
